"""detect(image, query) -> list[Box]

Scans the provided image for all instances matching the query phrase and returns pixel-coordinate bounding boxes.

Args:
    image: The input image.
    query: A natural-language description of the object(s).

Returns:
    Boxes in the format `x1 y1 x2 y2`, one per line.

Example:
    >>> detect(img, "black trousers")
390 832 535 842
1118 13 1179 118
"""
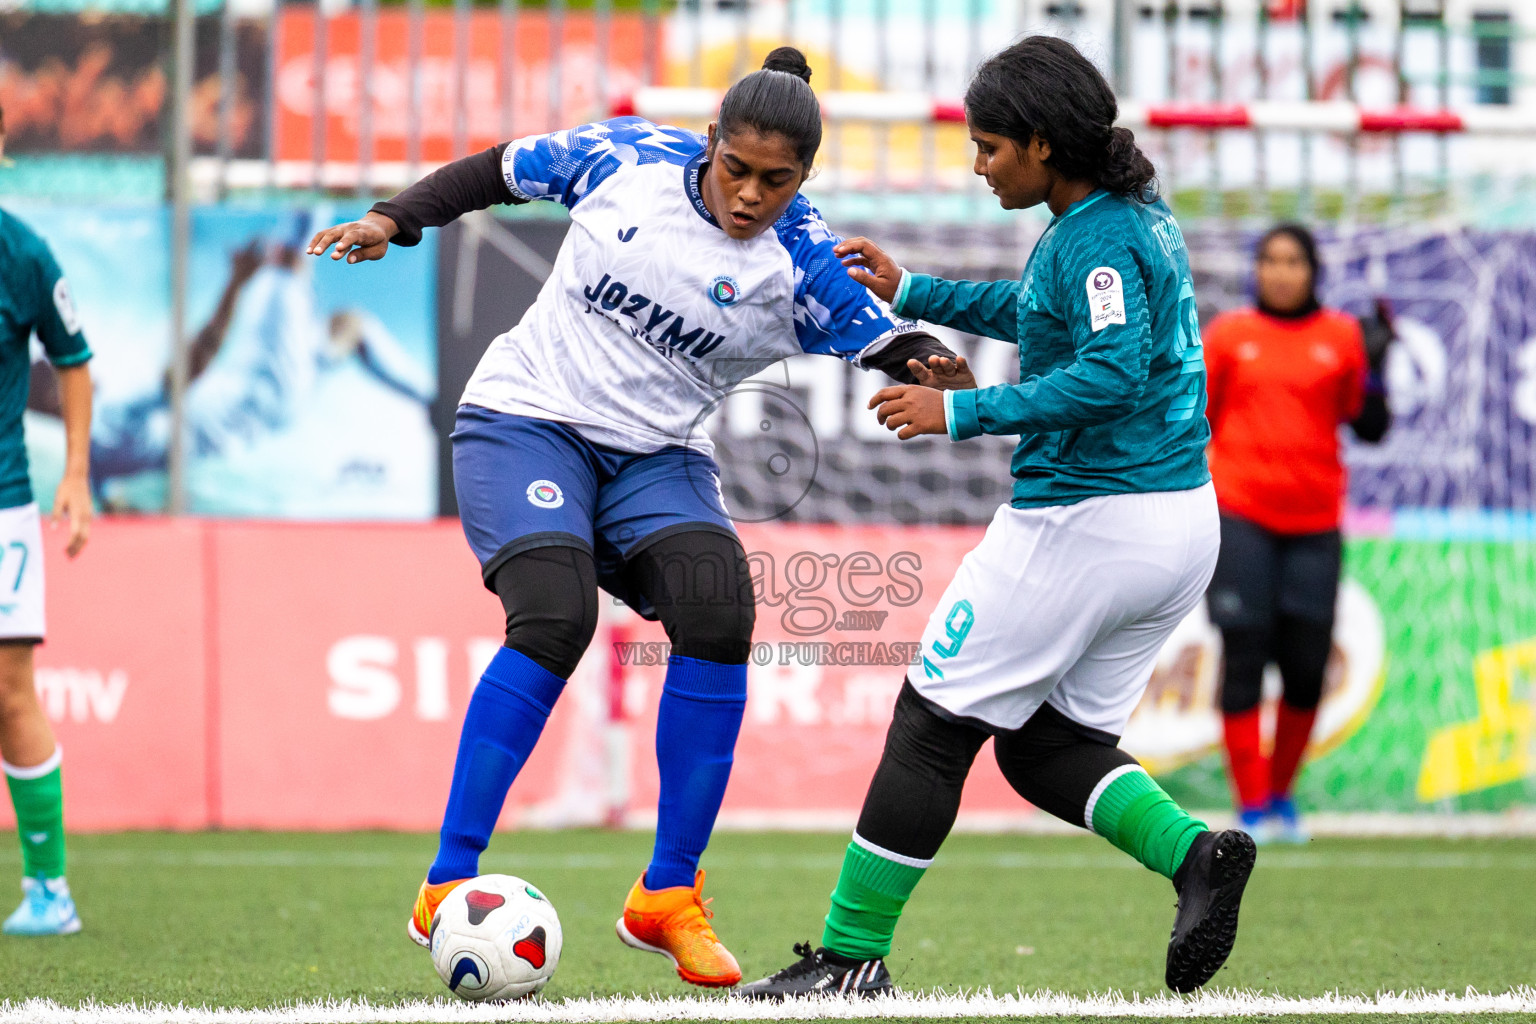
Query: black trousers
1207 513 1338 713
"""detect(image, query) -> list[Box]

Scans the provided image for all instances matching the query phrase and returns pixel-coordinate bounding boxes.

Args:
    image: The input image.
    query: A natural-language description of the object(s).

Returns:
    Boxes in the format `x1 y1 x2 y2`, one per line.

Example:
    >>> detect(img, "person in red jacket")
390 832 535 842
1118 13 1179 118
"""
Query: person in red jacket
1203 223 1390 843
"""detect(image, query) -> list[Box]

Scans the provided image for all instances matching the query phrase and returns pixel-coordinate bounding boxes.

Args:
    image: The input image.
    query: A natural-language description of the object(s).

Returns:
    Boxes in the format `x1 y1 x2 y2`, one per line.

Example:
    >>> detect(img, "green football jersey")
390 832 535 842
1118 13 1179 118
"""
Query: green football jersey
0 207 92 510
895 190 1211 508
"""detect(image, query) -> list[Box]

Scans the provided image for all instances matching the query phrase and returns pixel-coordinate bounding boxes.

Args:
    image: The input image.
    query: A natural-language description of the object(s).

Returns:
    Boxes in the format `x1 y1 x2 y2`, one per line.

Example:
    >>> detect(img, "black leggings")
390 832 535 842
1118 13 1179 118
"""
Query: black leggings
1208 514 1338 714
489 530 756 678
854 681 1139 861
1218 619 1332 714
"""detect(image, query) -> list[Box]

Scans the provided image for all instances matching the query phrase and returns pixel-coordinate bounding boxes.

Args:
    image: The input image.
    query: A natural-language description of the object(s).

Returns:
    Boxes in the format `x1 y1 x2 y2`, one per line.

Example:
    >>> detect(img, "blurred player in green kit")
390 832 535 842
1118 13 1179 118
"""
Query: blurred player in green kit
0 104 94 936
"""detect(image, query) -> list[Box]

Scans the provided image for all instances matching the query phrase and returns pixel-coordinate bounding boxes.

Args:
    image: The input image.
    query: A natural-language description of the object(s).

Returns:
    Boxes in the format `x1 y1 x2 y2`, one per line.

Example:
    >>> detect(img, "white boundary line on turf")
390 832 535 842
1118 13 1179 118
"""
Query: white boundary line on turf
4 989 1535 1023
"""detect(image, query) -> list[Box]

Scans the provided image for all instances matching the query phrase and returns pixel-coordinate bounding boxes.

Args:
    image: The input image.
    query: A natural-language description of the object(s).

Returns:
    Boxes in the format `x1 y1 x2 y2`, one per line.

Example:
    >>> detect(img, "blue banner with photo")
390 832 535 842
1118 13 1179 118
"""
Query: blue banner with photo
18 203 437 518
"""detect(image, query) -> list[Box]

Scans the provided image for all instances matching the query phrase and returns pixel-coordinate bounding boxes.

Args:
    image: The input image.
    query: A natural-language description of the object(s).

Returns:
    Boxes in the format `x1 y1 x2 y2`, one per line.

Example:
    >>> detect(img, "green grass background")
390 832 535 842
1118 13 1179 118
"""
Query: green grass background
0 830 1531 1017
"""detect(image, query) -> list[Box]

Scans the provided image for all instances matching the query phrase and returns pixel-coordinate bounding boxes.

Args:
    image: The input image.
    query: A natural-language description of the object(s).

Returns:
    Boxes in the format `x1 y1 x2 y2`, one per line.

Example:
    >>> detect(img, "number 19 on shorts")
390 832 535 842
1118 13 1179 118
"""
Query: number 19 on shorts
922 599 974 680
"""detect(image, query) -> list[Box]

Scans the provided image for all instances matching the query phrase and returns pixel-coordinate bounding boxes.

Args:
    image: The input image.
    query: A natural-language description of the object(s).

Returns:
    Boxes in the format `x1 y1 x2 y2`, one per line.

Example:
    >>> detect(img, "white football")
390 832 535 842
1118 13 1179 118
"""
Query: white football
429 874 562 1001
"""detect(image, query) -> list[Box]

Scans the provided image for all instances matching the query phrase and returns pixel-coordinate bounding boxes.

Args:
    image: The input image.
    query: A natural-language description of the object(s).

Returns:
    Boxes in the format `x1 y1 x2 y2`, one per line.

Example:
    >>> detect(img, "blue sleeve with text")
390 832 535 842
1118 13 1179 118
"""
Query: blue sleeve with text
776 196 918 361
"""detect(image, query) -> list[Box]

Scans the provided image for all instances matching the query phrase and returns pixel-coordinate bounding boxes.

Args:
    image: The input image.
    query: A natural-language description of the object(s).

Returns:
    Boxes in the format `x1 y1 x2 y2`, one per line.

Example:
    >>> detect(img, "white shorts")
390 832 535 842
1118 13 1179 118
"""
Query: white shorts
0 503 46 642
911 483 1219 735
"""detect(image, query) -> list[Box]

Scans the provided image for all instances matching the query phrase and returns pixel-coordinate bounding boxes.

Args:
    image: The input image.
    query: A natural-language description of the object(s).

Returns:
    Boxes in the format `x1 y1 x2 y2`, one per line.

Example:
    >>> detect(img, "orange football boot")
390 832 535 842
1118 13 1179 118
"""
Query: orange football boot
408 876 469 948
615 869 741 987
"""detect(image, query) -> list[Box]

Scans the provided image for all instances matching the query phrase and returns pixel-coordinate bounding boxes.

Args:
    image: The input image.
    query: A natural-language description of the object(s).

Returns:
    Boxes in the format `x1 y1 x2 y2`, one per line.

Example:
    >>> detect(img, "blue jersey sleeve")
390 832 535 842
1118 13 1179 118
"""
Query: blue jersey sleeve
776 197 920 362
501 117 704 210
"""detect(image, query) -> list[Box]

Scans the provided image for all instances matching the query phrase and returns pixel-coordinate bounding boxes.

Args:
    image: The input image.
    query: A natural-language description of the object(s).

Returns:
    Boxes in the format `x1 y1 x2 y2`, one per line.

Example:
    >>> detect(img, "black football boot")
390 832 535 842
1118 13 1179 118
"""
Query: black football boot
1165 828 1257 992
735 942 894 1000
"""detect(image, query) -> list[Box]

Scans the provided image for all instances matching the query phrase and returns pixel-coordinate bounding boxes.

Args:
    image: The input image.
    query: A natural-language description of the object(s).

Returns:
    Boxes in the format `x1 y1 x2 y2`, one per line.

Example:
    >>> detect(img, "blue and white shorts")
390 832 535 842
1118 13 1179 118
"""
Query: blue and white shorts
451 404 737 612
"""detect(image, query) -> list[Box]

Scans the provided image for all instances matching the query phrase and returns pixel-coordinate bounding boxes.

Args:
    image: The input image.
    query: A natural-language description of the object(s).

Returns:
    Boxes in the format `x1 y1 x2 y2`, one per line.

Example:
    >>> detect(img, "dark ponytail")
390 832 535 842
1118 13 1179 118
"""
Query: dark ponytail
715 46 822 168
964 36 1157 202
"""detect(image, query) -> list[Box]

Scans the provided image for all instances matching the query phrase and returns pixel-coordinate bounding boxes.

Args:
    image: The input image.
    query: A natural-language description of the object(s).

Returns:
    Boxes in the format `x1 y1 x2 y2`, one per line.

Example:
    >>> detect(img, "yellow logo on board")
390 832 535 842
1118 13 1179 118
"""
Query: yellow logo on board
1417 640 1536 802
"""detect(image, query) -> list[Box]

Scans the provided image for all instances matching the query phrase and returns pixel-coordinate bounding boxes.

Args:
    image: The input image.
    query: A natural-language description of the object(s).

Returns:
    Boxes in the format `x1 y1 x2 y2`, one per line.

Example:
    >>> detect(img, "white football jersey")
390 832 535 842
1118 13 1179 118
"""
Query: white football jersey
460 117 921 455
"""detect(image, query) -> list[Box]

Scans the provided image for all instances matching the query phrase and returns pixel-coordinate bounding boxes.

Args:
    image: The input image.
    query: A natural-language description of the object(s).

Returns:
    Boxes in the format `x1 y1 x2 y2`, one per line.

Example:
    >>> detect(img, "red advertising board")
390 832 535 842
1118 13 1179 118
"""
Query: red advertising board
3 519 1047 833
275 9 654 164
212 520 514 830
0 519 209 832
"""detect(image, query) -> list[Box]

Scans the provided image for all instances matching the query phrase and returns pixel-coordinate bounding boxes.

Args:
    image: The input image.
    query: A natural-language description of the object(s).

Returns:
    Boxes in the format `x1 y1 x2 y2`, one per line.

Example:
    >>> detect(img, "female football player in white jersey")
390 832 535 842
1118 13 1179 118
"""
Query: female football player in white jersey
308 48 971 988
741 36 1255 999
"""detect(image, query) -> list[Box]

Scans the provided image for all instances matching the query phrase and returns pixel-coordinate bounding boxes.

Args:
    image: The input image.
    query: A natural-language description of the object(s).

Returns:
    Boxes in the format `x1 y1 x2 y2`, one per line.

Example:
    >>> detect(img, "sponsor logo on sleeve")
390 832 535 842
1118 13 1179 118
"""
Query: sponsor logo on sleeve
53 278 82 335
1086 267 1126 332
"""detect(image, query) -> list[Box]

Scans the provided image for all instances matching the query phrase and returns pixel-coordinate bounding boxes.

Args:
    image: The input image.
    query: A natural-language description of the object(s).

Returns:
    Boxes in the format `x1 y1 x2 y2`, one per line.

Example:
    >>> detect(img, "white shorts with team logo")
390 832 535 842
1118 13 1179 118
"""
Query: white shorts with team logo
911 483 1219 735
0 503 46 642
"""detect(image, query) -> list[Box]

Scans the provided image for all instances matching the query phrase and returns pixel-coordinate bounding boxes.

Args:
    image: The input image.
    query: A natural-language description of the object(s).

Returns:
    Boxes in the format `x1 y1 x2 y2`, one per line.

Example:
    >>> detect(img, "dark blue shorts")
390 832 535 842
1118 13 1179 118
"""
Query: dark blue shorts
452 405 737 605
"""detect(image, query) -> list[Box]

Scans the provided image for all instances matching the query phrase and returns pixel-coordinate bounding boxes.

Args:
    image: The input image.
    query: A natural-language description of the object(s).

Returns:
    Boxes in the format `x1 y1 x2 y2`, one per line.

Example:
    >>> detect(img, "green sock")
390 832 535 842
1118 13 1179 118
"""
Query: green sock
820 839 928 960
5 751 66 880
1088 766 1205 880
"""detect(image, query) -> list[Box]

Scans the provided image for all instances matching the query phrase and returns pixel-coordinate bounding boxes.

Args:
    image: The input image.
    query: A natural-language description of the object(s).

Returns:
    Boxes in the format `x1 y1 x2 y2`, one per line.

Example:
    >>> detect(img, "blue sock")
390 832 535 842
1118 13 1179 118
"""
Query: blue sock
645 656 748 891
428 647 566 885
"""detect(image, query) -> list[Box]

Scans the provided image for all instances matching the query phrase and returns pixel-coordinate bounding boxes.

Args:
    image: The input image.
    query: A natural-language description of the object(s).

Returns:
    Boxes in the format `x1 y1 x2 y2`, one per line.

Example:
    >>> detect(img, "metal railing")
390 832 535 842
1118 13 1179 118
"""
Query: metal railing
3 0 1531 213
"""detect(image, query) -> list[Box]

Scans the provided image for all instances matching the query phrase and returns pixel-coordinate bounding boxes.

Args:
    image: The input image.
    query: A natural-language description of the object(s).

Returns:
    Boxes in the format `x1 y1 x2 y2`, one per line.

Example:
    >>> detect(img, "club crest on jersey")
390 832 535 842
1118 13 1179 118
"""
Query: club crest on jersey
708 275 741 307
526 480 564 508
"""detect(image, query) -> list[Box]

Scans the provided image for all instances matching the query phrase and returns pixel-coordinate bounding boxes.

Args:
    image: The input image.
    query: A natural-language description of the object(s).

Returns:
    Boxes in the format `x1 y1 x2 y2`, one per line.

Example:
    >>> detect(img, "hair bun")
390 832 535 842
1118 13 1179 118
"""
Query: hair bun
762 46 812 84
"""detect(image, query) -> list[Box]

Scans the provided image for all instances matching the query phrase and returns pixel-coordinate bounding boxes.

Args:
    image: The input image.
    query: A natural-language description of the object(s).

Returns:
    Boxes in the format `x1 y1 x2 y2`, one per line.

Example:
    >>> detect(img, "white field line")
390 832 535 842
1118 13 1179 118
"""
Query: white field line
3 850 1533 871
3 989 1535 1023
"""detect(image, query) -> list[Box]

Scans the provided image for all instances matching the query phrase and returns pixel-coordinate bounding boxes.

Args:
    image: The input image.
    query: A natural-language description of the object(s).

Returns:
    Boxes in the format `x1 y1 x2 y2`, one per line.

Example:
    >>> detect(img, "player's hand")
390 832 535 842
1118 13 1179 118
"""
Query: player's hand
51 474 92 559
868 385 947 440
908 354 977 391
834 236 903 304
307 212 398 264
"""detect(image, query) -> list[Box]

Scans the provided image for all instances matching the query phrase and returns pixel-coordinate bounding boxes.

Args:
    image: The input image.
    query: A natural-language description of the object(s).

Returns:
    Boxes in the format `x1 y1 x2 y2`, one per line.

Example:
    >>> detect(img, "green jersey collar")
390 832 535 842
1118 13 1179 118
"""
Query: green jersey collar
1056 189 1109 221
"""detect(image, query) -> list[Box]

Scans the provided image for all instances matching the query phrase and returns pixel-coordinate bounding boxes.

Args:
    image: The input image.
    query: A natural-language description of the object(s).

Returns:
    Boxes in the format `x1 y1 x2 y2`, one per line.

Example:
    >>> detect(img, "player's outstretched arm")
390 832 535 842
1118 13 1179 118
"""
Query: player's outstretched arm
53 364 92 559
312 144 520 263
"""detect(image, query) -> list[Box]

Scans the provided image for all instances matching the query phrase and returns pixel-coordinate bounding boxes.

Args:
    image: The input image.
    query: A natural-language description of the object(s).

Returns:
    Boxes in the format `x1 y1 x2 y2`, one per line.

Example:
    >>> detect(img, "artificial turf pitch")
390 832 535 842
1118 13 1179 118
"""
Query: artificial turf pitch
0 829 1531 1020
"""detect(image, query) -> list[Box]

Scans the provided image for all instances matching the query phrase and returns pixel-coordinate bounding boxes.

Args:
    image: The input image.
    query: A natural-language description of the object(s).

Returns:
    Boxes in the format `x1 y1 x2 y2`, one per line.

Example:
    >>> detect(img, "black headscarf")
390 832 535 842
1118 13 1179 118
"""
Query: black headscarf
1256 223 1322 320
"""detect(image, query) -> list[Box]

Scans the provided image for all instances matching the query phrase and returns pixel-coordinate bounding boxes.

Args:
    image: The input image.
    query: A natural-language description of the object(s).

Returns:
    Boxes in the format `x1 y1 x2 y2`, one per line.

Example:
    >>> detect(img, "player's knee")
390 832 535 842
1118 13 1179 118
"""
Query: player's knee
634 531 756 665
854 682 985 859
503 612 596 681
1218 626 1270 714
658 596 755 665
0 674 39 725
883 681 987 786
493 547 599 679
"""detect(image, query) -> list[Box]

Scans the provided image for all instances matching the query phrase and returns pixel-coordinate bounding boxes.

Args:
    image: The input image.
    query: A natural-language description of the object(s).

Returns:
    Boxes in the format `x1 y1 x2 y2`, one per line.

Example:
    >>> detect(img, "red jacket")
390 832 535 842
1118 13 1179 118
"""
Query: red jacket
1204 307 1367 535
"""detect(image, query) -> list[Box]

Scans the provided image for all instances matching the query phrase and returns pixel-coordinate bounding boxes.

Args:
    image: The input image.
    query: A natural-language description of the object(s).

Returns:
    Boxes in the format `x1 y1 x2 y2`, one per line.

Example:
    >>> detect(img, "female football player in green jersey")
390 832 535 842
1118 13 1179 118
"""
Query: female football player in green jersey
739 36 1253 998
0 105 93 937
